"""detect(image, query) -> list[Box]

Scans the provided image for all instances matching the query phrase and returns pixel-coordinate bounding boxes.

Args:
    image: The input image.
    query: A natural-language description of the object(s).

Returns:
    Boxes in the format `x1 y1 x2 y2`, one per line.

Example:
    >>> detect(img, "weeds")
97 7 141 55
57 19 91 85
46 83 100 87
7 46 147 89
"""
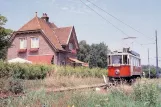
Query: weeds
1 80 161 107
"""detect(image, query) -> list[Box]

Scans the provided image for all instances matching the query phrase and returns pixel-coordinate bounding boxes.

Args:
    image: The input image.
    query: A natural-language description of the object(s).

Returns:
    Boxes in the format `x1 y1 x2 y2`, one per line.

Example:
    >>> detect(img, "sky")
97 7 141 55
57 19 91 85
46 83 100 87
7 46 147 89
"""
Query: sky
0 0 161 66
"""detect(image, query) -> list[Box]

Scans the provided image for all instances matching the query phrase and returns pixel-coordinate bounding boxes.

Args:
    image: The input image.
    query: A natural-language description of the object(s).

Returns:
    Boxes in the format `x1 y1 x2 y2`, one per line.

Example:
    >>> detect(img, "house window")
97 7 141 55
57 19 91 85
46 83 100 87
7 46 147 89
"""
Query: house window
69 43 74 50
31 37 39 48
19 38 27 49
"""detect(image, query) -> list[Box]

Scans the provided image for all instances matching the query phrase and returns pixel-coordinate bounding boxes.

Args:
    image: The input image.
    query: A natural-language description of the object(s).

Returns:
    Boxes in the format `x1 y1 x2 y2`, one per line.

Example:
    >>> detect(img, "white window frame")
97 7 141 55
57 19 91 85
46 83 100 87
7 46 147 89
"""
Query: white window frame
31 37 39 48
19 38 27 49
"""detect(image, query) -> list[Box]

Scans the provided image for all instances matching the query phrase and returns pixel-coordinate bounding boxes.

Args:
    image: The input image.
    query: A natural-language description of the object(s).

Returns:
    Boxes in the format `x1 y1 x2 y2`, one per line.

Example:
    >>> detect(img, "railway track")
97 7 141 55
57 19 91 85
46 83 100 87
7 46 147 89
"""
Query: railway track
0 83 108 99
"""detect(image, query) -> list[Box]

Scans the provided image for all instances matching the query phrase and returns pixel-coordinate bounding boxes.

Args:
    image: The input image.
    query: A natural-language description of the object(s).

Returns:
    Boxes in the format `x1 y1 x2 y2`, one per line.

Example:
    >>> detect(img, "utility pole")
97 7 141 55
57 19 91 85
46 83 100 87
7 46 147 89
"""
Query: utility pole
156 30 159 78
148 48 150 78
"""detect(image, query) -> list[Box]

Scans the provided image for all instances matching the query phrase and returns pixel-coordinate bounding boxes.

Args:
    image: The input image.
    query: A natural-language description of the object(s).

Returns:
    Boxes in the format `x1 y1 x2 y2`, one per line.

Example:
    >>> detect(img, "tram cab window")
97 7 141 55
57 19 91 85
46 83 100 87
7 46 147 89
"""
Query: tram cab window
112 55 122 64
123 55 128 64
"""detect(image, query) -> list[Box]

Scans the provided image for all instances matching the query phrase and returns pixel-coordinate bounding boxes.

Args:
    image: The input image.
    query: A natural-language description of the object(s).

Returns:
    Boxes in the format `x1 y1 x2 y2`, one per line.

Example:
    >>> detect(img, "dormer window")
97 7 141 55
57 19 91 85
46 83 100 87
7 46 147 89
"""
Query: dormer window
69 43 74 50
19 38 27 49
31 37 39 48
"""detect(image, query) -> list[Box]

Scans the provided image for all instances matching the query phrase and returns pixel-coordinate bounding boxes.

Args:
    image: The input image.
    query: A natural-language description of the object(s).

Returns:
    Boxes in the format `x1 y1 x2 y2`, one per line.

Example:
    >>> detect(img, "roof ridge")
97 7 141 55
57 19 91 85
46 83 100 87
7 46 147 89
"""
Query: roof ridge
55 26 73 29
38 18 64 50
18 16 41 31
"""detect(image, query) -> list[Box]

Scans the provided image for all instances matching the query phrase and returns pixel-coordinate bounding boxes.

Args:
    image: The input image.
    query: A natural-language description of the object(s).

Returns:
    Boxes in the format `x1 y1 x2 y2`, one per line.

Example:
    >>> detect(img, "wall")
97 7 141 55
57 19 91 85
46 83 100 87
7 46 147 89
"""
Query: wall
7 32 57 64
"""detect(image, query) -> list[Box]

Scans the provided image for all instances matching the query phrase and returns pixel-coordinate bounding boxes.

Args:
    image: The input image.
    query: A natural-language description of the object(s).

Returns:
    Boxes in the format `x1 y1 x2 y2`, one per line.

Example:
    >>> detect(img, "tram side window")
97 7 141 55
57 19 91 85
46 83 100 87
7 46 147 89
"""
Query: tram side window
123 55 128 64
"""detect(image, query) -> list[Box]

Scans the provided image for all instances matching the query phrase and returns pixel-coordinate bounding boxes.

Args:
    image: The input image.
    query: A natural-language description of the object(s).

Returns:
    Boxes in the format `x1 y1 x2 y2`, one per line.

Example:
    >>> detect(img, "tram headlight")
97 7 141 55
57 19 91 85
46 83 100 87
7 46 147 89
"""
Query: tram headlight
115 69 120 75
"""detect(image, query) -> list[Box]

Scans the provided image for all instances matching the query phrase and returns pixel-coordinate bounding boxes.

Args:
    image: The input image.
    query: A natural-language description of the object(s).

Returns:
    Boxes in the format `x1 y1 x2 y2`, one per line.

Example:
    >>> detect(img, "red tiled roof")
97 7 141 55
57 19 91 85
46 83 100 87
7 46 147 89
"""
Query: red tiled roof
18 16 63 51
48 22 57 29
17 14 77 51
54 26 73 45
18 16 41 31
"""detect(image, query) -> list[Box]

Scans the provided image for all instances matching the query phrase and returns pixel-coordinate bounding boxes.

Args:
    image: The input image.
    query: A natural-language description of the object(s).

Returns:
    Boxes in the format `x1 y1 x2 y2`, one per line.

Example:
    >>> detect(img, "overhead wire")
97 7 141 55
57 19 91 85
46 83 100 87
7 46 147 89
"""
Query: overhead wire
85 0 155 40
80 0 157 55
79 0 129 37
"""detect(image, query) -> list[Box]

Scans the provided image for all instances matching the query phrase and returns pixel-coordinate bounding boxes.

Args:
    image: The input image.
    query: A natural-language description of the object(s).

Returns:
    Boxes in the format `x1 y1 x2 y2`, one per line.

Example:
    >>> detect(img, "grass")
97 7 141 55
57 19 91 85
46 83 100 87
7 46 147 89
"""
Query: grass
23 75 104 92
1 79 161 107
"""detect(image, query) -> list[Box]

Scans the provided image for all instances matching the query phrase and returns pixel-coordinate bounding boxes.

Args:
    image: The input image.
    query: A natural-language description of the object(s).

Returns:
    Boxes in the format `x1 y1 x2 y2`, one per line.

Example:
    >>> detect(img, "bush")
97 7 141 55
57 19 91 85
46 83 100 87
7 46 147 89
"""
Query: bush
9 78 24 94
55 66 107 78
0 61 51 80
0 78 23 94
0 61 13 78
133 82 160 107
0 61 107 80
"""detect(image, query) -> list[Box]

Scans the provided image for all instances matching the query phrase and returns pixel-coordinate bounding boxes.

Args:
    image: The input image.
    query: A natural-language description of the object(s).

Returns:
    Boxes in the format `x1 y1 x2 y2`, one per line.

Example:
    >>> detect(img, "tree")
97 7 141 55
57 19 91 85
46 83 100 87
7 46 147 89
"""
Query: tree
77 40 90 62
77 40 108 68
142 65 161 78
0 14 13 60
89 43 108 68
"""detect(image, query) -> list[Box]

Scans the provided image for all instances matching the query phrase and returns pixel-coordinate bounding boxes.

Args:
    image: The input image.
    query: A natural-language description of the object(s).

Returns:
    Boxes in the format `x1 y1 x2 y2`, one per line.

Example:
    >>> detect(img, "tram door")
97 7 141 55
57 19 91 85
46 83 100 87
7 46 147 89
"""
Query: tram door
130 55 133 76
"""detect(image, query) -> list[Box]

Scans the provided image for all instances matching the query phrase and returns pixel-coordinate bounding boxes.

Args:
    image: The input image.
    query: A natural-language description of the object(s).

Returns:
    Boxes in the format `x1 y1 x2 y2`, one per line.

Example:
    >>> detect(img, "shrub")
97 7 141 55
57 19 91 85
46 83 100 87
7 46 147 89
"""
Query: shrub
0 61 51 80
9 78 24 94
133 82 160 107
0 61 13 78
0 78 24 94
0 61 107 80
55 66 107 78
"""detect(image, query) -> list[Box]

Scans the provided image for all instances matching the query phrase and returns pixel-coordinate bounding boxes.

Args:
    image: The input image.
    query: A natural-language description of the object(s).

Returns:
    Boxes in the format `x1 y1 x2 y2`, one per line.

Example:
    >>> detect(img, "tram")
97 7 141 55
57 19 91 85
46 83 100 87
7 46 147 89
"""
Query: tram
107 48 142 81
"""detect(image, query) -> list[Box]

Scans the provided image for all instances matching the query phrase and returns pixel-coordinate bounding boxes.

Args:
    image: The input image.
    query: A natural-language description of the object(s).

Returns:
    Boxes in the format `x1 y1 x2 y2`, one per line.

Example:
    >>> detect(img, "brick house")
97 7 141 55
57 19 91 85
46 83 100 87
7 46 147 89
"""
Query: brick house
7 13 83 65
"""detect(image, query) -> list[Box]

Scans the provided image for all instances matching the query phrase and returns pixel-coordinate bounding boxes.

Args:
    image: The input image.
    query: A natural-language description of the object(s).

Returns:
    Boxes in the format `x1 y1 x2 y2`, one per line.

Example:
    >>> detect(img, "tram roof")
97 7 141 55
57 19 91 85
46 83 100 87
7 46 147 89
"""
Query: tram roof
108 52 140 59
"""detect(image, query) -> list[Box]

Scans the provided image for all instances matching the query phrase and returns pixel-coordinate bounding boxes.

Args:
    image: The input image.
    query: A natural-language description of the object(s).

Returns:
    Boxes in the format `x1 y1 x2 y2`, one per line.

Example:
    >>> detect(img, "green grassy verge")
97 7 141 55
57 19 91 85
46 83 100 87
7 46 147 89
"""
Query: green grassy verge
1 79 161 107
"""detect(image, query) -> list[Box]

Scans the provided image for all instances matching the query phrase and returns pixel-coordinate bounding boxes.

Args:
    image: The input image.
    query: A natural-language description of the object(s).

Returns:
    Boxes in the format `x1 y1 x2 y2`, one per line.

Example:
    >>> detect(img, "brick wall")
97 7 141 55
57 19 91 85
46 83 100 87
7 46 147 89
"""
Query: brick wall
7 32 57 64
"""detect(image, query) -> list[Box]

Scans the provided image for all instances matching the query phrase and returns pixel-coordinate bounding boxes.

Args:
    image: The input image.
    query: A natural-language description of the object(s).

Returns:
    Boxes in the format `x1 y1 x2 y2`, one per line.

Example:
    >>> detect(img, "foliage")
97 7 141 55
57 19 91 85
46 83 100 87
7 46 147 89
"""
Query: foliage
133 82 160 107
0 78 24 94
142 65 161 78
77 40 90 62
0 14 13 60
0 61 107 79
1 81 161 107
55 66 107 78
0 61 51 79
8 78 24 94
89 43 108 68
77 40 108 68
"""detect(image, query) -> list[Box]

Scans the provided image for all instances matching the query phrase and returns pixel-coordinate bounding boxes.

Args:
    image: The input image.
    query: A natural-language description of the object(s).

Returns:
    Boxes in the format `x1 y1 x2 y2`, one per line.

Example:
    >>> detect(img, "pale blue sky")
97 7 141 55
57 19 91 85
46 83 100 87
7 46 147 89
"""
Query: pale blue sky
0 0 161 66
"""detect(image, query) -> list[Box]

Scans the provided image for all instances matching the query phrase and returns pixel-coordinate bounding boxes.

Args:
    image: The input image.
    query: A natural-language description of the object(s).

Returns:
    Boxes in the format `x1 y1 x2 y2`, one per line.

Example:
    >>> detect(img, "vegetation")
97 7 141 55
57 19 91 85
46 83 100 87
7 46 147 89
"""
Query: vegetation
55 66 107 78
0 61 107 95
77 40 108 68
1 79 161 107
0 61 51 79
0 14 13 60
0 61 107 79
142 65 161 78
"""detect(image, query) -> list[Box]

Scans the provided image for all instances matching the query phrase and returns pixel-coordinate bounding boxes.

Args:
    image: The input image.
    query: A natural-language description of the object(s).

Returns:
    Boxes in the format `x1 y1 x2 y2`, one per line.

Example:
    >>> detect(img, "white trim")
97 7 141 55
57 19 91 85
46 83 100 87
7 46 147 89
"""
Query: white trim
66 26 73 44
19 38 27 49
108 53 140 59
30 37 39 48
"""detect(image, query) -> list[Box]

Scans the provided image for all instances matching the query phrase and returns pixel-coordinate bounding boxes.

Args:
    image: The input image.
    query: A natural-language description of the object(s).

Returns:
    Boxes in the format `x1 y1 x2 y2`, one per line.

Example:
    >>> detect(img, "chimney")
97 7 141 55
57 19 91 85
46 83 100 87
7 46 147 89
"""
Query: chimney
41 13 49 22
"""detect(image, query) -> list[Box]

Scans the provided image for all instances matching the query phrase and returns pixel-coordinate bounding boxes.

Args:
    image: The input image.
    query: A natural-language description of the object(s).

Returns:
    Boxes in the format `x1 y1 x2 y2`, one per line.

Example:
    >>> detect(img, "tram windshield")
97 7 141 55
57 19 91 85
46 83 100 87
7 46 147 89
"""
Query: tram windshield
112 55 122 64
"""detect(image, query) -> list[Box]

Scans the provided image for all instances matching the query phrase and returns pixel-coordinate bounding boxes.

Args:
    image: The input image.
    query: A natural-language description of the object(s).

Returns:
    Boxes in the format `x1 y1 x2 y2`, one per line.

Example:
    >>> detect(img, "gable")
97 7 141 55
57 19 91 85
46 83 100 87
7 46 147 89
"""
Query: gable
7 32 56 61
14 16 64 51
68 27 79 50
54 26 73 45
12 13 79 52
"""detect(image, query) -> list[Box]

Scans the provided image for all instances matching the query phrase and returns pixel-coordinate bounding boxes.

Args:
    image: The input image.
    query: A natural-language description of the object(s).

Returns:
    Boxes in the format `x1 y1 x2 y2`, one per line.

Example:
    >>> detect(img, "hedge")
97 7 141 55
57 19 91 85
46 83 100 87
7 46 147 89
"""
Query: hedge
0 61 107 79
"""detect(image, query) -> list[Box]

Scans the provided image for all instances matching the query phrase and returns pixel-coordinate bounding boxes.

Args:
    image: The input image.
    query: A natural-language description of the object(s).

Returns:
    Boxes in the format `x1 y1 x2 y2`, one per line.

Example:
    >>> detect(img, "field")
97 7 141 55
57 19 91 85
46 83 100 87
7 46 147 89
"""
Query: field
1 78 161 107
1 62 161 107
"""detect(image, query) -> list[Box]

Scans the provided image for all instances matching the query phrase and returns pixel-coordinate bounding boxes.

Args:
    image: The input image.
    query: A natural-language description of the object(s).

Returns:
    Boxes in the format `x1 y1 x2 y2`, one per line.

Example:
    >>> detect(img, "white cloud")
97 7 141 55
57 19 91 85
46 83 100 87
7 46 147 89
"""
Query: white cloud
52 0 100 14
61 7 69 10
